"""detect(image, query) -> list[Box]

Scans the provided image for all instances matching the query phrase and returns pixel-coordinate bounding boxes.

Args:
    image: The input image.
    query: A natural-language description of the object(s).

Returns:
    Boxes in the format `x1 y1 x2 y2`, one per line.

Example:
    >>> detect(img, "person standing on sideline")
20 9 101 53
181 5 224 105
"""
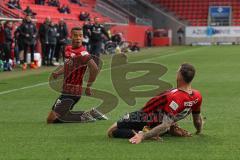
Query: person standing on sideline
20 14 38 70
82 20 91 52
146 29 153 47
3 21 13 71
177 27 184 45
45 21 58 66
89 17 110 66
55 19 68 64
39 17 51 65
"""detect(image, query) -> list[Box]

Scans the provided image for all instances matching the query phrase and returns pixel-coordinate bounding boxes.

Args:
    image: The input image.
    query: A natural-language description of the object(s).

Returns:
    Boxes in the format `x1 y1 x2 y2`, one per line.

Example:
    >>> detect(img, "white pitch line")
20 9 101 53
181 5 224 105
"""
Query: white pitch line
0 82 48 95
0 47 205 95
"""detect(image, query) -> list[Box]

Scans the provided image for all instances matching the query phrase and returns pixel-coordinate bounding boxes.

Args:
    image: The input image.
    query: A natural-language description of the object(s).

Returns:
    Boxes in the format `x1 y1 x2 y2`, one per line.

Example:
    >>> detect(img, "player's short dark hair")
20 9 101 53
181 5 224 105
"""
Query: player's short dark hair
71 27 82 33
179 63 195 83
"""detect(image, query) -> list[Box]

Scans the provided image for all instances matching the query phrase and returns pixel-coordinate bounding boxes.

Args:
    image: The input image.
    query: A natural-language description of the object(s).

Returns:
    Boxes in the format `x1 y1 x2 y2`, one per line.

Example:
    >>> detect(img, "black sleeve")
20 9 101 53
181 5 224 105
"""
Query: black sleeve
45 28 49 43
38 24 44 36
33 24 37 37
14 28 18 38
20 24 26 35
4 29 12 42
64 25 68 38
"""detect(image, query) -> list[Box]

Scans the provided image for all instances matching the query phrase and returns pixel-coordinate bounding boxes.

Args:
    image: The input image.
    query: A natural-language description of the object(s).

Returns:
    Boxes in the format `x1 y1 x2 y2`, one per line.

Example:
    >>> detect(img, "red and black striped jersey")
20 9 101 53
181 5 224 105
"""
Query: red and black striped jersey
141 88 202 127
63 45 91 96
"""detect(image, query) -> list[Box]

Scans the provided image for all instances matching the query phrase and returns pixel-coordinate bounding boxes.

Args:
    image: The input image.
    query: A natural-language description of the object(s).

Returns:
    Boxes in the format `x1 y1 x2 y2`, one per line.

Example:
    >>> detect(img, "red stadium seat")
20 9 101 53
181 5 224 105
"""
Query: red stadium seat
150 0 240 26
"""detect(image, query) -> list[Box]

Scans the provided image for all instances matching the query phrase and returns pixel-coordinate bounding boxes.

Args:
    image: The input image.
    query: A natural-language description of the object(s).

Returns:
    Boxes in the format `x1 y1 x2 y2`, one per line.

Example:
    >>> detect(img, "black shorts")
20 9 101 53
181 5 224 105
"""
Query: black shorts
52 94 81 115
117 111 147 132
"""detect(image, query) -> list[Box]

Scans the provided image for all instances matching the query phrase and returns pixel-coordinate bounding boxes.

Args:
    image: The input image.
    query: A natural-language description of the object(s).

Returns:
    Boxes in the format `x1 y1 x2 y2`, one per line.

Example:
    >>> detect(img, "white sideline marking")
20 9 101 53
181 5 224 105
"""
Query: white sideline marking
0 82 48 95
0 47 204 95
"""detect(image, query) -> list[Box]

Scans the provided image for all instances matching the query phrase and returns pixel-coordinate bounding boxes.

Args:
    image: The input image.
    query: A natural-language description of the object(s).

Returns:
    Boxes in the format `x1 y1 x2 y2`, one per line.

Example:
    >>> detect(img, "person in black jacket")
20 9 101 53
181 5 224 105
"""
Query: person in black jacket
45 21 58 66
3 21 13 71
146 29 153 47
82 20 91 51
89 17 110 65
39 17 51 65
14 25 24 65
177 27 184 45
55 19 68 63
21 15 38 69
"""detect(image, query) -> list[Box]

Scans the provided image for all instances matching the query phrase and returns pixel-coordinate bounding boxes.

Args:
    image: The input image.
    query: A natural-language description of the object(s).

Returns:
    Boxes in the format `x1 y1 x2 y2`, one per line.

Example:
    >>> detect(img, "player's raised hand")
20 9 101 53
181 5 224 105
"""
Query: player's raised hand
85 87 92 96
129 130 144 144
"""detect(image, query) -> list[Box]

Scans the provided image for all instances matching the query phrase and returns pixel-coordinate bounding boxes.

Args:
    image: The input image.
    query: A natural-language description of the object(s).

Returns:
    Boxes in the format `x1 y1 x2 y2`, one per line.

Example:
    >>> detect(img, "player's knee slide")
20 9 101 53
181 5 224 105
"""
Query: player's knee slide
53 98 75 114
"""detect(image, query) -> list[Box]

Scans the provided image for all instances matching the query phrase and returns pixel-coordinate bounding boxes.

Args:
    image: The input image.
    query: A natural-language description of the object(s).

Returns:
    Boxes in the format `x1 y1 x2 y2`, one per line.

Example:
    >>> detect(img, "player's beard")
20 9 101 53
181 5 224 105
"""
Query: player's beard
72 40 82 48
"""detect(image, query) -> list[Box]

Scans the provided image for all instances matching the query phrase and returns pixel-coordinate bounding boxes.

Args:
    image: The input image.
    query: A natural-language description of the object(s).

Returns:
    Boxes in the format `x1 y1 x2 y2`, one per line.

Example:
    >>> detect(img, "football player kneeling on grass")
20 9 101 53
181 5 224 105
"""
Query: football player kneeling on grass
107 63 203 144
46 27 108 124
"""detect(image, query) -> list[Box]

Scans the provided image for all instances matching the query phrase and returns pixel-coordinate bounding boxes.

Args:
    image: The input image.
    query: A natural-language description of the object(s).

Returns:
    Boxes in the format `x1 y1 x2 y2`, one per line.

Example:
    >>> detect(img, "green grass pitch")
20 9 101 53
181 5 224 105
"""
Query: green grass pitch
0 46 240 160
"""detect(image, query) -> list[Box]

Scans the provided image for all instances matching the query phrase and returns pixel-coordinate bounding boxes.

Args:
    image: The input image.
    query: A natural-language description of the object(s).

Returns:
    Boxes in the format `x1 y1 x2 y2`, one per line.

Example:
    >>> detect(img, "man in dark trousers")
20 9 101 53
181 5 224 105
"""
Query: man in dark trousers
177 27 184 45
45 21 58 66
14 25 22 65
47 27 107 123
20 15 38 70
3 21 13 71
89 17 110 65
146 29 153 47
55 19 68 64
39 17 51 65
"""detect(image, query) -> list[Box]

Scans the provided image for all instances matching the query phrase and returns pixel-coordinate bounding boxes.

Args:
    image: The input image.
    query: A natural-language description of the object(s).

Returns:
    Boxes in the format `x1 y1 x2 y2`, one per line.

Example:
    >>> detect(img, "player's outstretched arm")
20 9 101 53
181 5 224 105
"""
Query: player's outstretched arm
192 113 203 134
85 59 98 96
129 114 174 144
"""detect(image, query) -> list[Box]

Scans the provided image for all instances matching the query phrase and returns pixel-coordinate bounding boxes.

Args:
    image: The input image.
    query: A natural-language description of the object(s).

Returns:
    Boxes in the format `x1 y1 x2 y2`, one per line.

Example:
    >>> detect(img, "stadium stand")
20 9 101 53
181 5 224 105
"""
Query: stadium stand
0 0 113 29
149 0 240 26
0 0 24 18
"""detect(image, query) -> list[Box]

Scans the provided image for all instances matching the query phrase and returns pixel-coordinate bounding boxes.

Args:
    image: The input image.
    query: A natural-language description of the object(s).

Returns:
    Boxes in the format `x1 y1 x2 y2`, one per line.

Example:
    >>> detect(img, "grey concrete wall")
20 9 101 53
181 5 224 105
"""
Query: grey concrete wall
95 0 129 24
